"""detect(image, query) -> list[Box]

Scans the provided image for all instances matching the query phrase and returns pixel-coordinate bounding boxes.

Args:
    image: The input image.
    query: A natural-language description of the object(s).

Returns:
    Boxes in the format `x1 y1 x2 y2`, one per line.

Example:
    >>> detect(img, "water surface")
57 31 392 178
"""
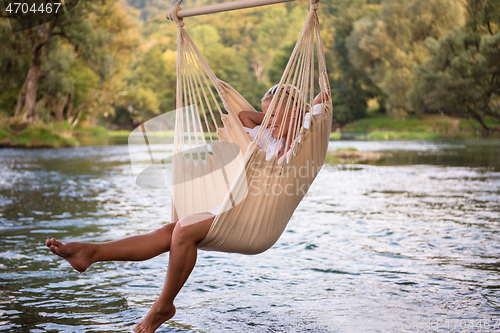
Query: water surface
0 140 499 332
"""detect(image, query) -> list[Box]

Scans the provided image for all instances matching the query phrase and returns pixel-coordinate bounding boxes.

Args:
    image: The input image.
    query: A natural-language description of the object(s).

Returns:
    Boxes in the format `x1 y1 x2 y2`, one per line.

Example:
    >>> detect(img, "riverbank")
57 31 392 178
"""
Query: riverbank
0 121 79 148
341 114 500 140
325 147 391 164
1 114 499 148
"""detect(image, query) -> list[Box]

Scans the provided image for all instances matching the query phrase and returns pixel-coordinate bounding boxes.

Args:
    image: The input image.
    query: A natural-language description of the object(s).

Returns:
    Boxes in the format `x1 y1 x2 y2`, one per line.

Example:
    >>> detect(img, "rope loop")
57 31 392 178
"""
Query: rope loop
166 1 185 28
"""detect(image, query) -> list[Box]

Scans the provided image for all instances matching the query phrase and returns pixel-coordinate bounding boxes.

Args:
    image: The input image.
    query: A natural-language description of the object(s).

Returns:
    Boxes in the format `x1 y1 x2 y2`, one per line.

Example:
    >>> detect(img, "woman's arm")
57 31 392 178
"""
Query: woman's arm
239 111 264 129
313 92 330 105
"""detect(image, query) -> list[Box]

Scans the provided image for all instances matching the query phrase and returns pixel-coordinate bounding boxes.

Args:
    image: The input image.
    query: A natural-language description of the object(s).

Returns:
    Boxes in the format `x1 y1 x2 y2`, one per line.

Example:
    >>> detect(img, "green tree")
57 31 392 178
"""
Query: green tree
125 44 175 124
0 0 139 124
409 0 500 134
346 0 465 118
0 18 31 117
330 2 382 125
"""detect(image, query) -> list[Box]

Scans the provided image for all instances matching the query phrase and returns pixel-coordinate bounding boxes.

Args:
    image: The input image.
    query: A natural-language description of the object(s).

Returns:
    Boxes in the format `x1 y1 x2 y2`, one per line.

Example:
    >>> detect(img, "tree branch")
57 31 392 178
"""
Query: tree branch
51 31 72 44
467 105 490 132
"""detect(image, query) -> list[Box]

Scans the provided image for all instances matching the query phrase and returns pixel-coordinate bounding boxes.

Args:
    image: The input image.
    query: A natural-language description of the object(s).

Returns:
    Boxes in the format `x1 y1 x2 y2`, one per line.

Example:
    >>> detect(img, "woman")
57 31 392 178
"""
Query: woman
46 85 328 333
239 84 328 162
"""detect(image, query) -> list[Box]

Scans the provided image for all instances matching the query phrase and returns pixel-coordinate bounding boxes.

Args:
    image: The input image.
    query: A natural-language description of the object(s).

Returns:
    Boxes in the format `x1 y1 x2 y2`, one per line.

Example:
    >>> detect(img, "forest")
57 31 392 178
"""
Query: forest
0 0 499 144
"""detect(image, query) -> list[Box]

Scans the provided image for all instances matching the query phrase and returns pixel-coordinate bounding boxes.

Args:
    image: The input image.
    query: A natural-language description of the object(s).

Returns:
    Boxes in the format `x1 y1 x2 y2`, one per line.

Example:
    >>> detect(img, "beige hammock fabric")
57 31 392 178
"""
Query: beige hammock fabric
167 0 332 255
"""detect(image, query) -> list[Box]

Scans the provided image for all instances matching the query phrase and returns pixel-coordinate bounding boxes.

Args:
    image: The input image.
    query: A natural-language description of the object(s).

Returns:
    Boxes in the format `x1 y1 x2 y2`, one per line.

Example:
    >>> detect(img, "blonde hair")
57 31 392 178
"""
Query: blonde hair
262 84 310 114
262 84 299 103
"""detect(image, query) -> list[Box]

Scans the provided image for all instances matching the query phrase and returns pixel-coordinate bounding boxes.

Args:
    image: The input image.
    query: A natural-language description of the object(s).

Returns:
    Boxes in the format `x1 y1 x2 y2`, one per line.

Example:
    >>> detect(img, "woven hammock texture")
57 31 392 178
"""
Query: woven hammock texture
167 0 332 254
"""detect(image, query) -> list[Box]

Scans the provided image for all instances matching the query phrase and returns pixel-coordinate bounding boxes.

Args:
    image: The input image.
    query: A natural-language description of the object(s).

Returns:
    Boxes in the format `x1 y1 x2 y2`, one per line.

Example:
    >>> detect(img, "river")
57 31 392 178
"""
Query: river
0 139 499 332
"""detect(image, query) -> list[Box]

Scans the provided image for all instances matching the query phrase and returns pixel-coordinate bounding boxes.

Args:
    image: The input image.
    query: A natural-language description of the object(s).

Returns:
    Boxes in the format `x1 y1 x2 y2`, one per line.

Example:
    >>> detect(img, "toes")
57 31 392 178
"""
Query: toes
51 240 68 255
49 244 66 257
46 238 62 248
133 323 145 333
50 238 64 247
49 245 59 256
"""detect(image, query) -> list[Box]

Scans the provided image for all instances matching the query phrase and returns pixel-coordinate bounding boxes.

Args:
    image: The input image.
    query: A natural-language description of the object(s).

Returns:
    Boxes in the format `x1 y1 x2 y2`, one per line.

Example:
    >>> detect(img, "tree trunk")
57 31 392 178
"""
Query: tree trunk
71 107 85 129
55 93 69 121
467 106 490 131
34 95 50 114
65 89 74 121
14 81 27 118
21 46 43 122
14 21 54 123
471 112 490 137
251 62 264 81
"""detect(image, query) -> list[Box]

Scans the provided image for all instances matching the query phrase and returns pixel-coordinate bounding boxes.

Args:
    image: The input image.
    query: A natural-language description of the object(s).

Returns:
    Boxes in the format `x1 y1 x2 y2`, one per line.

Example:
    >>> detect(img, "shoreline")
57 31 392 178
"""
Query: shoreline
0 122 79 148
339 114 500 140
1 115 499 149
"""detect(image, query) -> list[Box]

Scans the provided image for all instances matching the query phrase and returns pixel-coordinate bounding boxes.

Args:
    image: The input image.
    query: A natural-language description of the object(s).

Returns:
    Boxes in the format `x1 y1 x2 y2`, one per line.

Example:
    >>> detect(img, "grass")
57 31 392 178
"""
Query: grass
75 125 109 137
0 120 79 148
335 147 358 152
2 112 498 148
105 129 219 140
342 114 457 133
0 128 9 141
330 131 341 140
339 114 500 140
366 131 442 140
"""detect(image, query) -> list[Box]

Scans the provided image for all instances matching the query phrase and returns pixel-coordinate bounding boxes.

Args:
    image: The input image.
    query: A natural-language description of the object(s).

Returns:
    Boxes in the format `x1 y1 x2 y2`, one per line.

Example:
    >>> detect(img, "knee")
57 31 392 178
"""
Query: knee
159 221 176 236
156 222 176 249
171 220 196 246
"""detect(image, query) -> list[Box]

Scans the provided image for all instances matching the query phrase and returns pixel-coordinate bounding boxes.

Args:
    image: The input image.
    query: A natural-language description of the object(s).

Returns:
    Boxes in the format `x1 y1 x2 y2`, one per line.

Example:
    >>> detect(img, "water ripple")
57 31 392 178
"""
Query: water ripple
0 142 499 332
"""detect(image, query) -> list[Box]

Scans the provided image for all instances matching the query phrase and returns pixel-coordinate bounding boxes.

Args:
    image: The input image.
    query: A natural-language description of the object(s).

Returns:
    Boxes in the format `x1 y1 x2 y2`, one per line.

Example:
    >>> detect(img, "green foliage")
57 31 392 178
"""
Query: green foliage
336 147 358 152
346 0 465 118
268 43 294 84
409 0 500 134
0 121 79 147
367 130 441 140
0 0 140 126
4 0 498 140
341 113 499 138
330 131 341 140
126 44 176 121
343 114 461 133
191 24 262 108
75 125 109 137
0 19 31 117
0 128 9 141
68 59 101 108
330 3 382 125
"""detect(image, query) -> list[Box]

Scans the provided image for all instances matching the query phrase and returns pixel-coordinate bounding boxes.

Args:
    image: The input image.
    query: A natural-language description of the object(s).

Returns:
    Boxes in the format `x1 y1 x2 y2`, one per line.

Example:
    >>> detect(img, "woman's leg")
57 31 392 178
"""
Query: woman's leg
134 212 215 333
45 222 177 272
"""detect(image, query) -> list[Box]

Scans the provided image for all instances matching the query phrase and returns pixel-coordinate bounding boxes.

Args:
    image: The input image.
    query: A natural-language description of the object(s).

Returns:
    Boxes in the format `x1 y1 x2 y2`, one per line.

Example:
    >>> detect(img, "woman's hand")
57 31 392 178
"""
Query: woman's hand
239 111 265 129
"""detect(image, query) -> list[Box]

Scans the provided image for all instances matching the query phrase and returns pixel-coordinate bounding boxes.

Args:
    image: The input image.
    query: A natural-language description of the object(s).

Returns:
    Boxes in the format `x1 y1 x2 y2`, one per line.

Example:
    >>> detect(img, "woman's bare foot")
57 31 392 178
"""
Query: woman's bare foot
45 238 96 273
134 303 176 333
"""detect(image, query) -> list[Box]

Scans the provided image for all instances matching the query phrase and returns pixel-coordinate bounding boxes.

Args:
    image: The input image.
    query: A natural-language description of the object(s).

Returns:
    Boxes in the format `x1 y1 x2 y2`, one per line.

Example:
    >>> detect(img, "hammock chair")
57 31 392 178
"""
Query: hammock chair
165 0 332 255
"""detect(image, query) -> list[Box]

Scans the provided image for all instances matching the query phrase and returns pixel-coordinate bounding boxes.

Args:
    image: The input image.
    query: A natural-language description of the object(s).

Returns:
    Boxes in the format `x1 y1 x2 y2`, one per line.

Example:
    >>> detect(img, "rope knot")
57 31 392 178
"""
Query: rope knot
166 2 185 28
310 0 319 11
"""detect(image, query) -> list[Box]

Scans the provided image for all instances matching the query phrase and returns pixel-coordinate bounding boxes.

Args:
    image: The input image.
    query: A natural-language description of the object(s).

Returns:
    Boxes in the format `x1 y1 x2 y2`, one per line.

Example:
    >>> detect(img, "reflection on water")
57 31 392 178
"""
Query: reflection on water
0 140 499 332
